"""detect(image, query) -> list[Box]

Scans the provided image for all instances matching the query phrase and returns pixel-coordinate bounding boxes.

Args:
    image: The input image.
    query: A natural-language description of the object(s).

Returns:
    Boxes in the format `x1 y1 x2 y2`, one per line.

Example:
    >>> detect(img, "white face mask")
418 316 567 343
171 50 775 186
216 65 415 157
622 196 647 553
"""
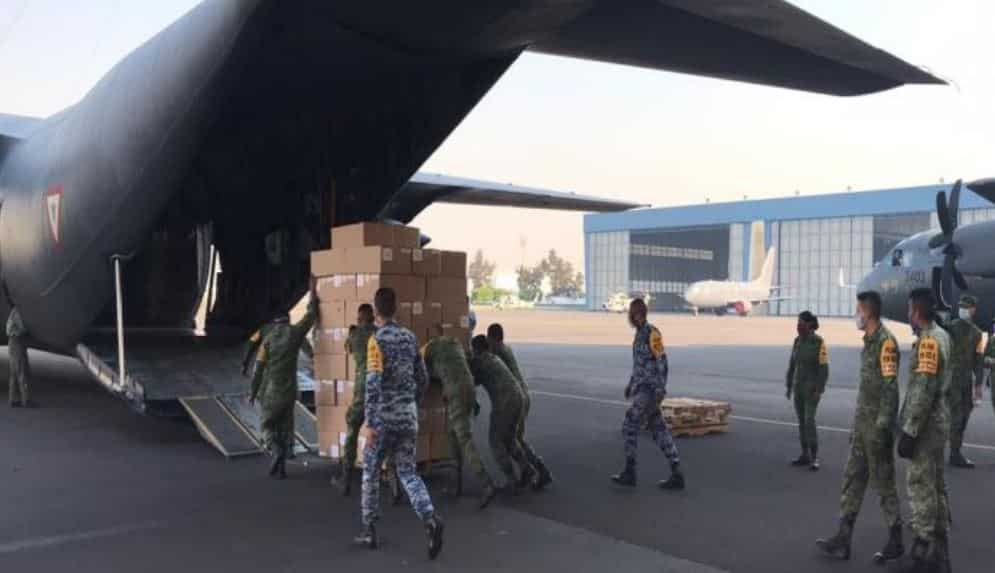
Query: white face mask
959 308 972 321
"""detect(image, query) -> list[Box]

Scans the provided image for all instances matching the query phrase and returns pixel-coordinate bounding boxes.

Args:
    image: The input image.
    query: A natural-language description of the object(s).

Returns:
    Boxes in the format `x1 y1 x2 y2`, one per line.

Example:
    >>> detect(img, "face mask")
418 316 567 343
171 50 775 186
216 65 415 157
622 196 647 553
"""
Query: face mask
959 308 972 321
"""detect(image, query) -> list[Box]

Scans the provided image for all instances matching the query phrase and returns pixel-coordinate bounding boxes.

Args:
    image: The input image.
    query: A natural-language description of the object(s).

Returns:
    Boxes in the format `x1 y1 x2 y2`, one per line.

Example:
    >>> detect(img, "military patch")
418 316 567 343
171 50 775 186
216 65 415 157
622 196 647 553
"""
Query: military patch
256 344 267 364
649 327 665 358
818 341 829 365
249 330 261 344
977 336 985 355
915 337 939 376
367 337 384 374
880 338 898 378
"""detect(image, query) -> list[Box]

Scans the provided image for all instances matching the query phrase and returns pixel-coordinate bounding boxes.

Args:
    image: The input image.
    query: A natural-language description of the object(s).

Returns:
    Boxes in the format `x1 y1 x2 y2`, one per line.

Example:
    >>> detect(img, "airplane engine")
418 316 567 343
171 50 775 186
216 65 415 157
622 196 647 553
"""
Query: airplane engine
733 301 753 316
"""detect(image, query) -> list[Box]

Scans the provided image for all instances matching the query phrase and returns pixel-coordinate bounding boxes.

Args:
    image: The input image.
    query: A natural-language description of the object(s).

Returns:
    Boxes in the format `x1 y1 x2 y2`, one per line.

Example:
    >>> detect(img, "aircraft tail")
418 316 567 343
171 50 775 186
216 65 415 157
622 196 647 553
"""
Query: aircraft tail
751 248 777 290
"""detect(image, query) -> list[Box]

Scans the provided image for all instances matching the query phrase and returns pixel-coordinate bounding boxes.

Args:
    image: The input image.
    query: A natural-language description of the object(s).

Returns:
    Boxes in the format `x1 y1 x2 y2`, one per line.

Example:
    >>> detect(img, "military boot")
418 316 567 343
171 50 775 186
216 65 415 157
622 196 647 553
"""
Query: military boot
949 448 975 468
611 460 637 487
479 481 497 510
9 400 22 408
815 515 854 560
340 467 355 497
900 537 931 573
277 456 288 480
809 446 821 471
658 462 685 490
424 515 445 560
268 453 282 478
533 461 554 491
516 463 537 490
872 522 904 564
353 524 379 550
791 447 811 467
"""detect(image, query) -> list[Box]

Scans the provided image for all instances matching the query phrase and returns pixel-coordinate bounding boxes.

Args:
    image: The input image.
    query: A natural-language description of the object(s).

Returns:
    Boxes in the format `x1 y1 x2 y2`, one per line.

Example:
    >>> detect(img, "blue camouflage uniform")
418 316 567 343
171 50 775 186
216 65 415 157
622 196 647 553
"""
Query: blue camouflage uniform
623 321 679 468
361 321 435 526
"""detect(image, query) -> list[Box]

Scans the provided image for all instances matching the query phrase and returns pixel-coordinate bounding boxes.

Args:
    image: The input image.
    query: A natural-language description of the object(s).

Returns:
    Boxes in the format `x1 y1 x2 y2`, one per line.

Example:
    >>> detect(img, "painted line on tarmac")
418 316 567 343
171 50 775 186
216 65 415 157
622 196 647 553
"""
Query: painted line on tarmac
532 390 995 452
0 521 166 555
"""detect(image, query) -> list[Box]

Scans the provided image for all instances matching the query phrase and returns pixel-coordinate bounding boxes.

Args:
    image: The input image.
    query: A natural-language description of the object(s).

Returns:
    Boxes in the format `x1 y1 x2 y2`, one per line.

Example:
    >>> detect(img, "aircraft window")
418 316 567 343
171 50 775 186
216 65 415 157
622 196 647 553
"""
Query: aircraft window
891 249 904 267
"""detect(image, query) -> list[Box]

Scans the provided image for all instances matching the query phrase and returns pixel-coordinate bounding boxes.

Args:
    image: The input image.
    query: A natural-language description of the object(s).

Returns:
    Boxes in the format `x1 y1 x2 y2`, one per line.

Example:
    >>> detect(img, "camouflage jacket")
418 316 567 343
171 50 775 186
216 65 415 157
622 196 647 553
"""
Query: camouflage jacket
250 298 318 407
365 321 428 433
345 323 377 398
629 321 668 395
422 336 474 402
854 324 900 434
470 351 524 416
787 334 829 394
5 307 26 338
899 321 951 441
492 342 528 396
946 317 983 388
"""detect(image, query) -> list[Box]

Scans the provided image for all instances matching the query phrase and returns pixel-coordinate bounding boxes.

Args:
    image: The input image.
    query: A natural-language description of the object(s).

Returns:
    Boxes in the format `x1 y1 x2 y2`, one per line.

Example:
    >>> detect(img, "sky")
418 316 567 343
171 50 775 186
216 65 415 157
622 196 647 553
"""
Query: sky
1 1 992 277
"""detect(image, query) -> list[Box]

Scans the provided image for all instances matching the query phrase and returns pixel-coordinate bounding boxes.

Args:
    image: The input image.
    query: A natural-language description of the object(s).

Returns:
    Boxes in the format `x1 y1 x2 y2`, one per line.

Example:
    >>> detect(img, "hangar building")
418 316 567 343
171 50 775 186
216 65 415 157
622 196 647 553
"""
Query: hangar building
584 185 995 316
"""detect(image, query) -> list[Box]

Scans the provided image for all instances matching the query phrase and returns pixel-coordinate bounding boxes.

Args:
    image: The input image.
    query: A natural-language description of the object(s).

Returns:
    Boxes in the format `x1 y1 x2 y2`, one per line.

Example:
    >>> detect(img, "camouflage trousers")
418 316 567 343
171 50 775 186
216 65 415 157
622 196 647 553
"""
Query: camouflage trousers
362 429 434 526
839 430 901 527
343 397 365 470
489 407 527 483
946 383 973 451
622 390 679 467
446 397 490 484
793 387 821 451
261 401 294 456
514 393 548 476
906 439 950 542
7 337 29 405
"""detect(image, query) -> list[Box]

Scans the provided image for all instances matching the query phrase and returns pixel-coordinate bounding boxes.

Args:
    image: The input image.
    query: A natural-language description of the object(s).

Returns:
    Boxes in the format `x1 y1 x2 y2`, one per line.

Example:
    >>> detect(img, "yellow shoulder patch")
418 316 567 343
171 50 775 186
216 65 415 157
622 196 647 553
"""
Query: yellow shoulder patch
255 343 267 364
367 336 384 374
880 338 898 378
915 337 939 376
976 335 985 355
818 341 829 365
249 330 261 344
649 327 665 358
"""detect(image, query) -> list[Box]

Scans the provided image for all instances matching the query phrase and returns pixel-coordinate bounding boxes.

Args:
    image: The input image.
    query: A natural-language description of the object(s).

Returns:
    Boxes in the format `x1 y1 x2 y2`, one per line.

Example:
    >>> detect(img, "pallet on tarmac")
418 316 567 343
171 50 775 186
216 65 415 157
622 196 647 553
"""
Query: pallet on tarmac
671 424 729 438
661 397 731 438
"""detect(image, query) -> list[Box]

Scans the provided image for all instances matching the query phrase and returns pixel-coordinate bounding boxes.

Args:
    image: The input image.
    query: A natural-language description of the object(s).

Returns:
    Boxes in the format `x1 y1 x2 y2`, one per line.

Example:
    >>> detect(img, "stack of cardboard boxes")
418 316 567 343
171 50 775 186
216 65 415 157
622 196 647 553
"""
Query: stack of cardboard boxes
310 222 470 465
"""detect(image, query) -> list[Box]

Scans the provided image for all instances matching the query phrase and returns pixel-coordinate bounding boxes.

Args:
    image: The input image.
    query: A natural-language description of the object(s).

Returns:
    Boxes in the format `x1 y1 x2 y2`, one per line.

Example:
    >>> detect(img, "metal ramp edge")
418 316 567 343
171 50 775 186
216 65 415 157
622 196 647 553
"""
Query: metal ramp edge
179 396 263 458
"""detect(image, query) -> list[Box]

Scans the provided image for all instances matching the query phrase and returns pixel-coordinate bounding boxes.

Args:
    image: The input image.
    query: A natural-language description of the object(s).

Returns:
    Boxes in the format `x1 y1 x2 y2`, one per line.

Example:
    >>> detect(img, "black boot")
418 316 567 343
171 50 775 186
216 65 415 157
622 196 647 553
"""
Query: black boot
611 460 637 487
658 462 685 490
900 537 931 573
815 515 854 560
873 522 904 564
949 448 975 468
936 534 951 573
23 400 38 408
809 446 820 472
9 400 22 408
268 453 282 478
277 456 288 480
353 524 379 549
424 515 445 560
791 447 811 467
479 481 497 510
516 464 537 490
341 466 354 497
533 461 554 491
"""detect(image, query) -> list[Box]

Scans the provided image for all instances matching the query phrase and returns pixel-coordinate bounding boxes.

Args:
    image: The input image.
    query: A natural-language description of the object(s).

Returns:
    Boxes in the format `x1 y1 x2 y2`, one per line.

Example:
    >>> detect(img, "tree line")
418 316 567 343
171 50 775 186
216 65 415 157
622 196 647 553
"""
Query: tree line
468 249 584 303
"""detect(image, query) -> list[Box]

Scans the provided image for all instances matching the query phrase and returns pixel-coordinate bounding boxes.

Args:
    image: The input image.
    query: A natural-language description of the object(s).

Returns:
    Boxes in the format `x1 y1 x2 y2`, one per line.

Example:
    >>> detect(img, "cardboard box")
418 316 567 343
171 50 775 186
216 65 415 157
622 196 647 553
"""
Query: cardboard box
315 354 350 381
412 302 443 339
318 431 341 459
439 251 467 277
430 433 451 461
336 379 356 406
440 299 470 327
311 249 348 277
395 302 413 329
417 434 432 463
315 275 357 301
314 326 349 355
394 225 421 249
346 246 411 275
427 277 467 302
317 404 350 433
315 379 338 407
319 301 347 328
412 249 441 276
332 222 395 249
356 274 426 302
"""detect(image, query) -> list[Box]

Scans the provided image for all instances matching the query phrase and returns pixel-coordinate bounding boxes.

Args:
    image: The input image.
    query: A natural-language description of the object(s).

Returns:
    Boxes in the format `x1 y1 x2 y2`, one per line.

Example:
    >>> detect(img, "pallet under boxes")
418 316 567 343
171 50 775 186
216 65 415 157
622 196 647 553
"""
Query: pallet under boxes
661 398 731 437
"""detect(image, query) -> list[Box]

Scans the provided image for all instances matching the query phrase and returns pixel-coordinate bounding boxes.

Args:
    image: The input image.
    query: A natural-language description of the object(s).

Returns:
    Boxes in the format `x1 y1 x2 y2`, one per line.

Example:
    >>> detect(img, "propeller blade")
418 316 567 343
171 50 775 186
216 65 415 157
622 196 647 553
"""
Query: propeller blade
928 232 949 250
948 179 962 229
936 191 953 237
941 255 956 308
953 266 968 291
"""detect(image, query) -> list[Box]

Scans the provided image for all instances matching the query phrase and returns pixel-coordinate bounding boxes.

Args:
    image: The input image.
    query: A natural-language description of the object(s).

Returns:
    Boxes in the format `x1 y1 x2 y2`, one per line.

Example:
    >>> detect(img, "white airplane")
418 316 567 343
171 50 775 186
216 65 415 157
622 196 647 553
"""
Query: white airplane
683 248 785 316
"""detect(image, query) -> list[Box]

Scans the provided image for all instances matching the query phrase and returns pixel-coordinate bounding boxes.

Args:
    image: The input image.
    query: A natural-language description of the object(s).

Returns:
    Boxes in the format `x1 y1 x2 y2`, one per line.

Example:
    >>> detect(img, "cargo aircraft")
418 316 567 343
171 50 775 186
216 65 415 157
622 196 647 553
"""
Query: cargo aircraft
0 0 941 448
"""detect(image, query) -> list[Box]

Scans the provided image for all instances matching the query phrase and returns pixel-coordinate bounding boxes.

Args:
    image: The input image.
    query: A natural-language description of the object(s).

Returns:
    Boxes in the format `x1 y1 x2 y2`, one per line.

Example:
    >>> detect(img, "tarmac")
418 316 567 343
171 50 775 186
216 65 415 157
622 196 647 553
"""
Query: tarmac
1 309 993 572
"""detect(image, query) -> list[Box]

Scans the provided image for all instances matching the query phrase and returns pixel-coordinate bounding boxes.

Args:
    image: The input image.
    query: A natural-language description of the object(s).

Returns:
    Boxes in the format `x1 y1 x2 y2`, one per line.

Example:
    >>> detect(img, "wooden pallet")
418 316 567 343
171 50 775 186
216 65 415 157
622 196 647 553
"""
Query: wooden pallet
661 397 732 438
671 424 729 438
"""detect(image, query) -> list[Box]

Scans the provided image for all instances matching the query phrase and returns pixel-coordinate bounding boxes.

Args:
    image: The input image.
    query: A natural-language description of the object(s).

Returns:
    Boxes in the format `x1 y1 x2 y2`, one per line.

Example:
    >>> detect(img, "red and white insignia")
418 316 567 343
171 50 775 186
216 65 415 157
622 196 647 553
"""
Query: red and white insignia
45 184 63 244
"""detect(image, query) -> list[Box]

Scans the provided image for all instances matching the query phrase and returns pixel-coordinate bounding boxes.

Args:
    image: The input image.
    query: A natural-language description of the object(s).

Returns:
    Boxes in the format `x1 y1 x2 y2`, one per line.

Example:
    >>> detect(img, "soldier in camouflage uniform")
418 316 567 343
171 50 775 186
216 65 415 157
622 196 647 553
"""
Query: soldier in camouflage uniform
487 323 553 490
610 298 684 490
786 311 830 471
817 292 904 563
985 324 995 414
249 290 318 479
337 304 376 496
424 325 497 508
945 294 984 468
354 288 444 560
6 305 35 408
896 289 952 573
469 334 529 491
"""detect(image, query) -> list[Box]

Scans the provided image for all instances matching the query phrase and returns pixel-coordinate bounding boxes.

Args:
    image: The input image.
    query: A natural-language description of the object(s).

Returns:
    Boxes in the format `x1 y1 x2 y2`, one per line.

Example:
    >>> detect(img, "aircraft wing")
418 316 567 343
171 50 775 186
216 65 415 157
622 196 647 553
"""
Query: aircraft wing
379 172 643 223
967 179 995 205
0 113 42 140
530 0 942 96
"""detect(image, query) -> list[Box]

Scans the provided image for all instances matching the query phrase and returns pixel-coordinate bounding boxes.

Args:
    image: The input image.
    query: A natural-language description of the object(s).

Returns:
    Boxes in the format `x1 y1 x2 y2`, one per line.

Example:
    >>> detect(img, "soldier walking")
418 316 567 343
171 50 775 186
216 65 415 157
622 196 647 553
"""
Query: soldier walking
487 323 553 490
354 288 444 560
6 304 35 408
610 298 684 490
896 289 952 573
816 291 904 563
945 294 984 468
424 325 497 508
786 311 829 471
337 304 377 495
249 285 318 479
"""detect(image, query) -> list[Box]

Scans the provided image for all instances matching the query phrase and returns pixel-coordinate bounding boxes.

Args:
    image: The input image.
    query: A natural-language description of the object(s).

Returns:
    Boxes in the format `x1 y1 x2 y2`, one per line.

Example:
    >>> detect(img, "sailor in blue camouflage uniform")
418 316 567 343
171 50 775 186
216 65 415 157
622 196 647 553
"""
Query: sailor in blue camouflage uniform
354 287 444 560
611 298 685 490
